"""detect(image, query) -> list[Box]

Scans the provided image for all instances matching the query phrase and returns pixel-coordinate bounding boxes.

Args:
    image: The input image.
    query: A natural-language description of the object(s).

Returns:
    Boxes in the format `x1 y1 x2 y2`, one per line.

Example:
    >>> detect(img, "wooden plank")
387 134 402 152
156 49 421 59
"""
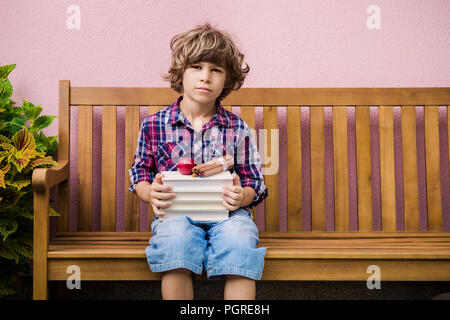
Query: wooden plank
51 231 450 239
425 106 443 231
146 106 164 230
101 106 117 231
57 80 70 232
263 106 279 231
287 106 302 231
355 106 373 231
333 106 349 231
261 259 450 281
401 106 420 231
240 106 257 219
70 87 450 106
310 107 326 231
125 106 140 231
47 258 450 281
379 106 396 231
46 241 450 259
77 106 92 231
48 259 160 281
33 189 49 300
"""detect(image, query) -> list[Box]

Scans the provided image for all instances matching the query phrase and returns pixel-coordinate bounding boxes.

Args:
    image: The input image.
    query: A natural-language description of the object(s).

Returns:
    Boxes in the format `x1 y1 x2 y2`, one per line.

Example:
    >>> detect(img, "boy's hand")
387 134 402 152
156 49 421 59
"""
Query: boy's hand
221 173 244 211
149 173 176 217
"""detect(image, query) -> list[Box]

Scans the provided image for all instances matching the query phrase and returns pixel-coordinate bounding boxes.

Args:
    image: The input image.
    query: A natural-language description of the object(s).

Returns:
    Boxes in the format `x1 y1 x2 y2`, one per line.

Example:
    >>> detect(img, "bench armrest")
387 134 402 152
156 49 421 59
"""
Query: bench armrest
32 159 69 300
32 160 69 192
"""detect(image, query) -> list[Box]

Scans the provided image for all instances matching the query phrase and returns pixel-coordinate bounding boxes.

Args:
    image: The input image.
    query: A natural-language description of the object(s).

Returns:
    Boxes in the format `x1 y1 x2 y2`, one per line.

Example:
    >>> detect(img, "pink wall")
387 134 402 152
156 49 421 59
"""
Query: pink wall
2 0 449 231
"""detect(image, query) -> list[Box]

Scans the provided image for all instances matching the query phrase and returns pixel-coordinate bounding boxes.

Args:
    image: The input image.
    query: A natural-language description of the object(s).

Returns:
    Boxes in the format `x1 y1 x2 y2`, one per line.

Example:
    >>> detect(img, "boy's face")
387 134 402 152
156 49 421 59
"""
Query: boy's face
181 61 227 107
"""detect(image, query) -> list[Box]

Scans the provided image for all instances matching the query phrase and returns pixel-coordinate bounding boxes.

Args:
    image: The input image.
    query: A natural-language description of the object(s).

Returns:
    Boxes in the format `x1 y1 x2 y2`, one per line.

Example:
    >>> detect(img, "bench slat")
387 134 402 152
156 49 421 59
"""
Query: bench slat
287 106 302 231
51 231 450 240
333 106 349 231
425 106 443 231
101 106 117 231
70 87 450 106
57 80 70 232
240 106 257 220
402 106 420 231
125 106 140 231
379 106 397 231
47 243 450 259
78 105 93 231
356 106 373 231
311 106 326 231
264 106 279 231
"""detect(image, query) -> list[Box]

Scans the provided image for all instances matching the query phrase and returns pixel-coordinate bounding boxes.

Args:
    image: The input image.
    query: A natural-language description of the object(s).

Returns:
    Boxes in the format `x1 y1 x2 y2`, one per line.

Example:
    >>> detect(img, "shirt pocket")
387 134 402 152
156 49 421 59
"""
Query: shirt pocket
156 142 178 170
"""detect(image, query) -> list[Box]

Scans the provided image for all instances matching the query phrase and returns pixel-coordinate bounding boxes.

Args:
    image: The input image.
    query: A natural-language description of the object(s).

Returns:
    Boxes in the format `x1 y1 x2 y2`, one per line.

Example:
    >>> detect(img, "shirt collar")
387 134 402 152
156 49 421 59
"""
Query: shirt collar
166 96 231 128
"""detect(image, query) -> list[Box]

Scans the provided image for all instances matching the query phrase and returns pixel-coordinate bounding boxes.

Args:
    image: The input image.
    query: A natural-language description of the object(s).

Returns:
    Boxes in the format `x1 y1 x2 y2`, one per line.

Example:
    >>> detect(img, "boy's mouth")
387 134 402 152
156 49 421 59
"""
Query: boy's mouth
197 87 212 92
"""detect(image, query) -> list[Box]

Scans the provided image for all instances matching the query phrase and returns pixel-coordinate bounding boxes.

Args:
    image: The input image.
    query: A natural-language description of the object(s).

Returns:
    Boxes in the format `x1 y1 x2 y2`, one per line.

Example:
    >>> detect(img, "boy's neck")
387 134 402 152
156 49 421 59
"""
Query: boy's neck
179 95 218 121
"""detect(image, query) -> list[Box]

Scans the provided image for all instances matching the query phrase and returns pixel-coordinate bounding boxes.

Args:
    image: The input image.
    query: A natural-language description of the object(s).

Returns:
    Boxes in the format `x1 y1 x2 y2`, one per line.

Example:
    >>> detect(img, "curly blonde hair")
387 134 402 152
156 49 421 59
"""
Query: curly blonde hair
161 22 250 102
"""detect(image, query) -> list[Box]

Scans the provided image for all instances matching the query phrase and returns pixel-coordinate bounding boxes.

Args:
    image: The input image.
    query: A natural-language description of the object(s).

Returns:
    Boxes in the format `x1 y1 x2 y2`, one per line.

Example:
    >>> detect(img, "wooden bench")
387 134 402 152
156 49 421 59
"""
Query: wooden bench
32 81 450 300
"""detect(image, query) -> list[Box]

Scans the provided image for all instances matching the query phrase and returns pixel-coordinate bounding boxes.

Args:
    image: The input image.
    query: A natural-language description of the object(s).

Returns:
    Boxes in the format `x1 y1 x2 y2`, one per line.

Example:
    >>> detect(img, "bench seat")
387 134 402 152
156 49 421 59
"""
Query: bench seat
46 232 450 281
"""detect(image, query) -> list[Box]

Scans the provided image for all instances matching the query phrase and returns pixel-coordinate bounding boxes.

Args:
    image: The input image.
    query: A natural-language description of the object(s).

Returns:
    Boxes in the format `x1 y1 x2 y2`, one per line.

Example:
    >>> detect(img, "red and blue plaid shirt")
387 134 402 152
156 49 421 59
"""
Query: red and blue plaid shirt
128 95 268 213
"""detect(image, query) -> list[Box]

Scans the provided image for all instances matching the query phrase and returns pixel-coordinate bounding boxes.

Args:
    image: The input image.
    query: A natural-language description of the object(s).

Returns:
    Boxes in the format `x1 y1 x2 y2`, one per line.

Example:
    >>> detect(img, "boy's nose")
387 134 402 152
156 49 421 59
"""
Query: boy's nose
200 70 211 82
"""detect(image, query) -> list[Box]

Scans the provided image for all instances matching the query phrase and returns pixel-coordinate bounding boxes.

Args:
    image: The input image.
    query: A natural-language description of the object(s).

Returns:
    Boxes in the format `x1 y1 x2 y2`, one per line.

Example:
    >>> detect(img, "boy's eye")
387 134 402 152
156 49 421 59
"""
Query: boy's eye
191 65 222 72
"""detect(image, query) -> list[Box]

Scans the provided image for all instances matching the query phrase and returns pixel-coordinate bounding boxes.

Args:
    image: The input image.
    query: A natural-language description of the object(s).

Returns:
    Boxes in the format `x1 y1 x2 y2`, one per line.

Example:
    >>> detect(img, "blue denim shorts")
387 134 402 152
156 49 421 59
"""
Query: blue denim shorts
145 208 266 280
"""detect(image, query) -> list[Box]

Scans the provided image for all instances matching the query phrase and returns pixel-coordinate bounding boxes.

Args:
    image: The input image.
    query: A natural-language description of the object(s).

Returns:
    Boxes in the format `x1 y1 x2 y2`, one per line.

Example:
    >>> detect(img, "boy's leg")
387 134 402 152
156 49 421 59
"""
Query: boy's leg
161 268 194 300
146 216 207 299
204 210 266 300
224 275 255 300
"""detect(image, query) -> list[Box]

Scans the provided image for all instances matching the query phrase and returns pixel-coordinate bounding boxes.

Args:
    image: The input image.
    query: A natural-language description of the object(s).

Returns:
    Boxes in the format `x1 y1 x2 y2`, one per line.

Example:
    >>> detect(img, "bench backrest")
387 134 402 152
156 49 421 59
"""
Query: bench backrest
56 80 450 233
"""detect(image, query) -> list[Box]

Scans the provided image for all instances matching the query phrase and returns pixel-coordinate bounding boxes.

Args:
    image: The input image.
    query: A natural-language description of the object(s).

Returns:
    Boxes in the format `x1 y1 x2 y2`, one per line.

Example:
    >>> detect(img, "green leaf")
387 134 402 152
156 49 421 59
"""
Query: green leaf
31 115 57 131
22 99 42 120
0 78 13 101
0 64 16 82
5 179 30 191
0 189 24 212
0 219 18 241
0 240 19 263
9 115 27 129
10 238 33 259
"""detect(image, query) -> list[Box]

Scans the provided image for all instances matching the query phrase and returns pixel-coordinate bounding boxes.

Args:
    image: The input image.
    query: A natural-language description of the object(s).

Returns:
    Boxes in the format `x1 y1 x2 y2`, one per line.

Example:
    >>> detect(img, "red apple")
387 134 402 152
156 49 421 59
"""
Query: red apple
177 158 195 175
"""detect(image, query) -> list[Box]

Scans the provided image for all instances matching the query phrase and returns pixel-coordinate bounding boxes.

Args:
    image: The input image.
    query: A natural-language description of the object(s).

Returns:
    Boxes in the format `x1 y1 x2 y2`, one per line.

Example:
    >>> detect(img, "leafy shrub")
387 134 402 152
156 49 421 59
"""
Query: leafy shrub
0 64 59 297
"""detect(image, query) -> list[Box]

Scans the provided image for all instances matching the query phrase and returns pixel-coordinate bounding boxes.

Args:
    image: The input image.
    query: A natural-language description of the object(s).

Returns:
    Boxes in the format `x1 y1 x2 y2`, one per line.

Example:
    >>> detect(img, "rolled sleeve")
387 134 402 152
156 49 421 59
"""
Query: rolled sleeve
128 119 156 192
233 124 268 209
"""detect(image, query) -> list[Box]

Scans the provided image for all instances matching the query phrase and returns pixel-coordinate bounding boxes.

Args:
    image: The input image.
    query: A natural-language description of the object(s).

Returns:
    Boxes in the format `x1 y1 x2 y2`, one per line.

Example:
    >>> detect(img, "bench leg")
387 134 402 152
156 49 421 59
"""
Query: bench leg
33 189 49 300
33 261 48 300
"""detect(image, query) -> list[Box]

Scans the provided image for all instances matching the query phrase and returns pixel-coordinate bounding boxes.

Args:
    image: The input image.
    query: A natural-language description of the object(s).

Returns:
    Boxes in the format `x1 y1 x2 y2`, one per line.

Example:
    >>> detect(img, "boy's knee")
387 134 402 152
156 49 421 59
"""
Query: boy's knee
218 216 259 247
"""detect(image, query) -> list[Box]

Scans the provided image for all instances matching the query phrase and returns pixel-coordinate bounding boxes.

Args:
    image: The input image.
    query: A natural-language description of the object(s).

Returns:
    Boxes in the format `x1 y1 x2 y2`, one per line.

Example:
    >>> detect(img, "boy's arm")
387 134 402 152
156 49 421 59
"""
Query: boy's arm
241 186 257 208
128 118 157 194
233 124 269 210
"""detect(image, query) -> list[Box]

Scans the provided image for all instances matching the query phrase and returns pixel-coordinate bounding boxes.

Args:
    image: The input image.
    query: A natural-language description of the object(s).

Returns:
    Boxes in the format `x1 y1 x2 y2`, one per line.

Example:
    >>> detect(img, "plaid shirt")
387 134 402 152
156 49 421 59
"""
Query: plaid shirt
128 95 268 213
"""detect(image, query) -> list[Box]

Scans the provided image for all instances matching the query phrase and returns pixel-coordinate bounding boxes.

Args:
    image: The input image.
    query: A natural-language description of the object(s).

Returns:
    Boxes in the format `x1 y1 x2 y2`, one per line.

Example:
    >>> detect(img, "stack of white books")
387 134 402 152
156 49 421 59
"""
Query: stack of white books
159 170 233 222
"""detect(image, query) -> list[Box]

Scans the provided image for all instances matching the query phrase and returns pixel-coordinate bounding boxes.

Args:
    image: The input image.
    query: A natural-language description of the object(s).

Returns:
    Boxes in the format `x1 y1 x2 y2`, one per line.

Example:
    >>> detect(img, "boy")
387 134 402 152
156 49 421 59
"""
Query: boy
128 23 268 300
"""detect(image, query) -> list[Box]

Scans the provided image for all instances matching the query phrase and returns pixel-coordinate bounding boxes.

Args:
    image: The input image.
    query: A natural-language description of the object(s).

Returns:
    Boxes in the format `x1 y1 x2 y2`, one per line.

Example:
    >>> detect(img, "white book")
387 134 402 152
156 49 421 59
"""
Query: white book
161 170 233 190
159 201 226 211
159 210 229 222
159 170 233 222
170 192 223 201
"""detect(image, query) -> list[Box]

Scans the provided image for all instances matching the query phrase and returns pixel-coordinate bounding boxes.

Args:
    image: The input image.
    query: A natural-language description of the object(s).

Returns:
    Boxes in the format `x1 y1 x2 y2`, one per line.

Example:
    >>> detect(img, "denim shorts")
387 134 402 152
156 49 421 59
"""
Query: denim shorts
145 208 266 281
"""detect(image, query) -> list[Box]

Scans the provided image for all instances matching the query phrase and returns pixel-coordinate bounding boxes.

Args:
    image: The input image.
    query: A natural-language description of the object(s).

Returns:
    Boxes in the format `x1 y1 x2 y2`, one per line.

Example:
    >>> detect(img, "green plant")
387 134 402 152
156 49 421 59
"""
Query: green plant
0 64 59 297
